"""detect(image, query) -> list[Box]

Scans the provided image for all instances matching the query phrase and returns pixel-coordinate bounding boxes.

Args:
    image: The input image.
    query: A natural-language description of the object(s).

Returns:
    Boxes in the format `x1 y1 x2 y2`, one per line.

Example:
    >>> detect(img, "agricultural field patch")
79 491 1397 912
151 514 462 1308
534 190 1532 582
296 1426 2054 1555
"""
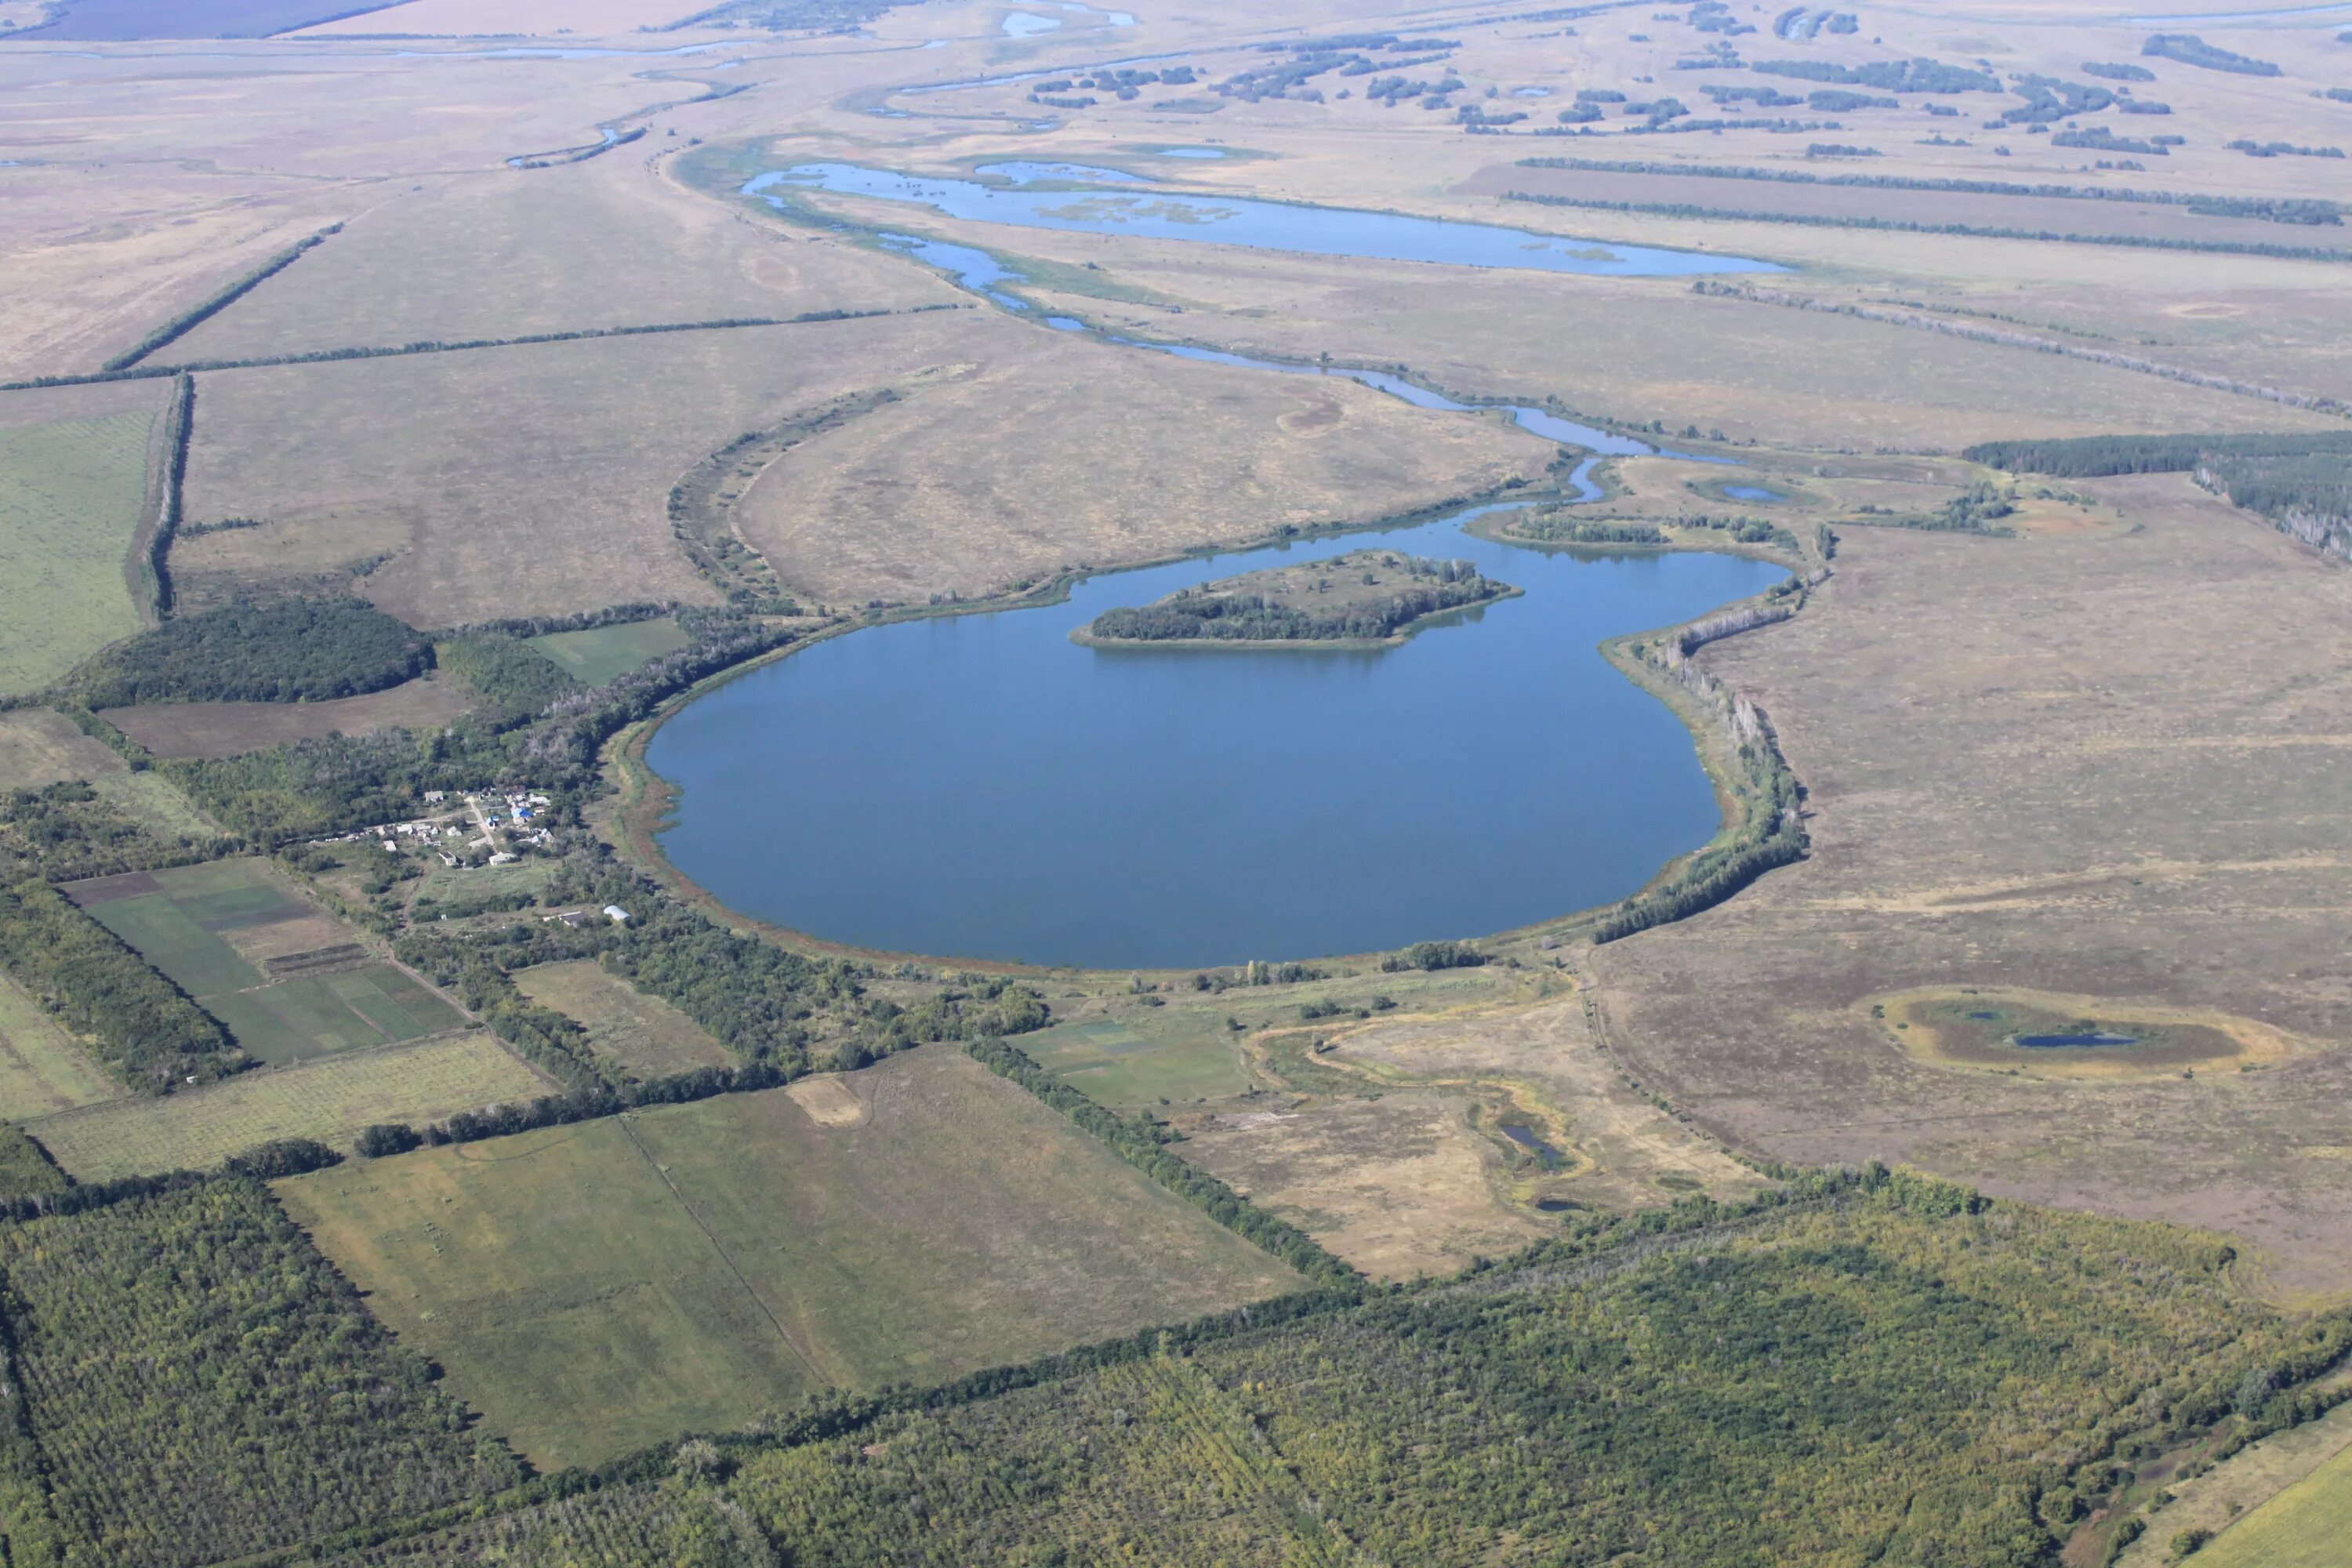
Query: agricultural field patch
2115 1395 2352 1567
100 671 477 760
277 1048 1302 1468
526 617 688 687
1874 986 2302 1082
1019 1015 1254 1105
0 412 154 695
0 968 122 1122
25 1029 549 1179
2187 1436 2352 1568
11 0 413 38
164 155 951 364
0 707 125 790
65 858 464 1064
514 958 734 1079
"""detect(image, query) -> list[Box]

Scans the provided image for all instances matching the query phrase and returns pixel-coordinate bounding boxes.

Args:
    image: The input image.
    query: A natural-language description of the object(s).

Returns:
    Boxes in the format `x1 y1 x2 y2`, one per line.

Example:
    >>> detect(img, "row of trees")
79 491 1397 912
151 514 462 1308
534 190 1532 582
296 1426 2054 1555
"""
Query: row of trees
0 880 244 1092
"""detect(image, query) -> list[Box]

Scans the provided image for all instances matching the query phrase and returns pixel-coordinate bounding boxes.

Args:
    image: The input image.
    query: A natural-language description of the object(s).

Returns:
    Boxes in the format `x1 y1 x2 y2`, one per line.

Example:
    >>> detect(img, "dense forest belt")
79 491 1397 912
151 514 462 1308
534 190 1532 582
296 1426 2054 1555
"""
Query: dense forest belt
0 306 964 394
667 390 901 612
1968 430 2352 562
1515 157 2345 226
1501 189 2352 263
1691 281 2352 418
60 598 430 709
100 227 339 374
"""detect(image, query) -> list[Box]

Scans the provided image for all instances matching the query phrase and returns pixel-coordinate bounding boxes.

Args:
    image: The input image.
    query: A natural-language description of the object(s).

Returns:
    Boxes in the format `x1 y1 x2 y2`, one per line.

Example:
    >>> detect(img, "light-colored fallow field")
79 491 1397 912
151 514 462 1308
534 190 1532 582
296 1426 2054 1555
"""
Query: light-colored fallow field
165 153 956 364
1570 477 2352 1299
514 959 734 1080
101 672 478 758
25 1030 552 1179
181 307 1550 623
291 0 718 34
846 200 2346 450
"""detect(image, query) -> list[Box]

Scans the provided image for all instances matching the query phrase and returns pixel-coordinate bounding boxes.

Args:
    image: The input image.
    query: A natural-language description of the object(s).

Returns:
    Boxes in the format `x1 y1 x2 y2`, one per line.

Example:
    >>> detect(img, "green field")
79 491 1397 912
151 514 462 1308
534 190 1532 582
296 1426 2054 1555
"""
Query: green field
2194 1439 2352 1568
0 969 122 1121
0 412 154 695
526 617 688 686
69 858 463 1065
515 958 735 1078
1022 1015 1255 1105
277 1048 1302 1469
24 1029 550 1179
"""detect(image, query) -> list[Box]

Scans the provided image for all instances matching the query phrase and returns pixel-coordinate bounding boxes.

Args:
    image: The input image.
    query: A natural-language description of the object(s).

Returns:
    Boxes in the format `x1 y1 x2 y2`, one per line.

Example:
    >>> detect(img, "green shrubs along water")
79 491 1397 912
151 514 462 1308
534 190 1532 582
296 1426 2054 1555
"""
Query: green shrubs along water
1084 553 1512 644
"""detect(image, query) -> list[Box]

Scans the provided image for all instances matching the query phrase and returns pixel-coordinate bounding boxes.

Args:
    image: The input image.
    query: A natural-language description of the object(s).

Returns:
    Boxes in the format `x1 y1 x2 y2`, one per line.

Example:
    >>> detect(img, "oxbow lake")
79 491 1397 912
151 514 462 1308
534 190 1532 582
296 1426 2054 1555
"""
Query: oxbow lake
648 509 1786 970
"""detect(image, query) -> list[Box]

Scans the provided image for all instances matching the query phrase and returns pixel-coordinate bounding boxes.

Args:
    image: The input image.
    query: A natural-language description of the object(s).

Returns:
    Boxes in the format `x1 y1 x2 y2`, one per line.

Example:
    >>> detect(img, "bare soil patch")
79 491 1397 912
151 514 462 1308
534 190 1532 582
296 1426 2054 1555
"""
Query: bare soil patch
102 671 476 758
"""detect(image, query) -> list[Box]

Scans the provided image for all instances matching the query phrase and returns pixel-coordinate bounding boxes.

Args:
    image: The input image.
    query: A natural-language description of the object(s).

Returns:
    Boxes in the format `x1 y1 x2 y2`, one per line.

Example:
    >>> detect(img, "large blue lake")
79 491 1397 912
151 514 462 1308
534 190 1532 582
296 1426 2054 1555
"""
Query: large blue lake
648 510 1784 970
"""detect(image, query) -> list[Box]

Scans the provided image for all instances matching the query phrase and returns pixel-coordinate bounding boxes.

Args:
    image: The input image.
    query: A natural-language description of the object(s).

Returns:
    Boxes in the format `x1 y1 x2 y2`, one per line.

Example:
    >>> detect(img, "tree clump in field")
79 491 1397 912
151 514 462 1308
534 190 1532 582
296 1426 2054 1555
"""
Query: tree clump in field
0 879 246 1092
2142 33 2281 75
1966 430 2352 561
0 1179 521 1568
1750 56 2000 93
63 597 430 709
1084 550 1513 645
0 779 218 884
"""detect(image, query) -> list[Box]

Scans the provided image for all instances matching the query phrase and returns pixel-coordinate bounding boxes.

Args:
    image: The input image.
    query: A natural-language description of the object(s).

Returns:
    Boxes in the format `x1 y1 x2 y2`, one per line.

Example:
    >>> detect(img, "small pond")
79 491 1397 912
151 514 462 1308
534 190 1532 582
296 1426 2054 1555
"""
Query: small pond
1720 485 1785 503
648 506 1785 970
2016 1033 2140 1049
746 164 1784 278
1156 146 1226 158
1002 12 1062 35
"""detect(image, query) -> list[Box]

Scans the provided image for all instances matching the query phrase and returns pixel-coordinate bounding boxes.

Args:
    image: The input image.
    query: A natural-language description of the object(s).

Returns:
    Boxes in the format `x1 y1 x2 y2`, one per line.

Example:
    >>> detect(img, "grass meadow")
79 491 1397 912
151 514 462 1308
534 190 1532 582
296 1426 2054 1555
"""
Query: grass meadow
0 412 154 695
527 617 687 686
0 970 121 1122
2192 1439 2352 1568
26 1029 548 1178
514 958 733 1079
278 1048 1302 1468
